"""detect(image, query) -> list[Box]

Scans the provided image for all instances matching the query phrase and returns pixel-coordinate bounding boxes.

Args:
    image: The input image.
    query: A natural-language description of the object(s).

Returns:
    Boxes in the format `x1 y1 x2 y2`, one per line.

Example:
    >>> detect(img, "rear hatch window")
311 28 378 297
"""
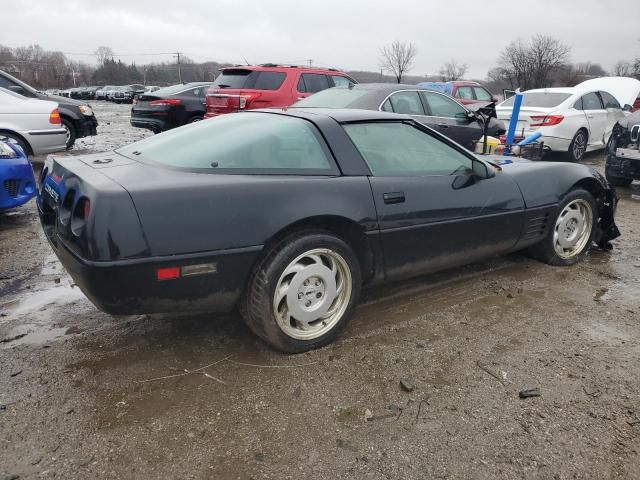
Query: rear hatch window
501 92 571 108
212 69 286 91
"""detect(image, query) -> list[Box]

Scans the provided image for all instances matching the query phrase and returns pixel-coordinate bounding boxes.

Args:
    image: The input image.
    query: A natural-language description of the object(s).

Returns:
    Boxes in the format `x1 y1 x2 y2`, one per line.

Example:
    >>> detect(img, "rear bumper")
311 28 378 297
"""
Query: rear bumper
130 116 170 132
40 217 262 314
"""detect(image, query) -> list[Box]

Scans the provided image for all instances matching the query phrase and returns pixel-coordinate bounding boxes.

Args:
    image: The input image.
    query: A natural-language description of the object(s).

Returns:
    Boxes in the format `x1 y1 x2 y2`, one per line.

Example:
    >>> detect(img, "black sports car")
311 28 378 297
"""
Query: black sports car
294 84 506 151
38 108 619 352
130 82 211 132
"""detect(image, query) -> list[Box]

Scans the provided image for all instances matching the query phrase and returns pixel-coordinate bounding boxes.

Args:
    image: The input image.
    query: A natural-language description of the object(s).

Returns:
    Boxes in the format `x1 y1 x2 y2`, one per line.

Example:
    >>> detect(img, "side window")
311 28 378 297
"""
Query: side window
421 91 466 118
254 72 286 90
387 91 425 115
600 91 620 109
582 92 603 110
331 75 352 88
473 87 493 101
573 97 584 110
344 122 473 177
298 74 330 93
456 86 474 100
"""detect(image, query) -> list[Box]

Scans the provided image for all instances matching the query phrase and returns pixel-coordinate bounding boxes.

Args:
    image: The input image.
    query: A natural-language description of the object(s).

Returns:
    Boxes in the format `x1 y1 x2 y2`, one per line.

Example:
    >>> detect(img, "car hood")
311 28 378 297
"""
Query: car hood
576 77 640 109
38 93 89 108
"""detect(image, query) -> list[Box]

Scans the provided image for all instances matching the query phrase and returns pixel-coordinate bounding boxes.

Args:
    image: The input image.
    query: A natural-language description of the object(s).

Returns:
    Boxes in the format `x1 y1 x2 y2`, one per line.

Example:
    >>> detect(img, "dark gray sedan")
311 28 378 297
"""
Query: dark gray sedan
294 84 505 150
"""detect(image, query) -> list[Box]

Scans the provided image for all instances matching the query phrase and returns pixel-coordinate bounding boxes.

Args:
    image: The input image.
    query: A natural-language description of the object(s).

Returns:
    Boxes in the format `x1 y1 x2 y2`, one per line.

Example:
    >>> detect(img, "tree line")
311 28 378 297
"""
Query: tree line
1 38 639 91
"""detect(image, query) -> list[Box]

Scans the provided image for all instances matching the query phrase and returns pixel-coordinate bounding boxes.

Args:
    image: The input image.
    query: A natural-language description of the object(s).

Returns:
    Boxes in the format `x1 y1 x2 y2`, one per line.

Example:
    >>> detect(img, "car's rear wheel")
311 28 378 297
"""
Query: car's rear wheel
0 132 30 156
61 118 76 149
567 130 587 162
240 231 361 353
189 116 203 123
527 189 596 266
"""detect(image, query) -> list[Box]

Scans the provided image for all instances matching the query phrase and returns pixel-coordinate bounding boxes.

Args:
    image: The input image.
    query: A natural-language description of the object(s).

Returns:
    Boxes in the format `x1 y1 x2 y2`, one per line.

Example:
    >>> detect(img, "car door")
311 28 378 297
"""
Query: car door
599 91 623 143
580 92 607 147
342 121 525 280
419 91 482 149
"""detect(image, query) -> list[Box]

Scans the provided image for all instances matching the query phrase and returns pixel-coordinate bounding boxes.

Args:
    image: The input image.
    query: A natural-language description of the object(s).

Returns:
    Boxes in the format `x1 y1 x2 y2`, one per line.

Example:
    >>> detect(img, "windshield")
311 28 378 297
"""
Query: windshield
294 88 369 108
117 112 333 172
501 92 571 108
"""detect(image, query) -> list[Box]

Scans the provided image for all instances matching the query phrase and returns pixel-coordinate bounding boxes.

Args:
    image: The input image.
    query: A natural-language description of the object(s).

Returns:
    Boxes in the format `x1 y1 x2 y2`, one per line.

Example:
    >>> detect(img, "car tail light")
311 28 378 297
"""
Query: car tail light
156 267 180 281
530 115 564 127
49 108 61 124
238 92 261 109
149 99 181 106
83 198 91 223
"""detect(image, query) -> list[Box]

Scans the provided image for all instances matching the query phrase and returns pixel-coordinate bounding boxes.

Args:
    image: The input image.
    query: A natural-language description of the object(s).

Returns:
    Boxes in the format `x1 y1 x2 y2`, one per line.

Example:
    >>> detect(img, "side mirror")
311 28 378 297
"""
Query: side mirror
623 104 633 112
7 85 26 95
472 159 495 179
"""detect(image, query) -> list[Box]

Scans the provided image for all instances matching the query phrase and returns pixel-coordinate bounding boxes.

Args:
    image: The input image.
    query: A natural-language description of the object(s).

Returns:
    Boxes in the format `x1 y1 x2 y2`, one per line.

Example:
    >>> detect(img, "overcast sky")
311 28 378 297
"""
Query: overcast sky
4 0 639 78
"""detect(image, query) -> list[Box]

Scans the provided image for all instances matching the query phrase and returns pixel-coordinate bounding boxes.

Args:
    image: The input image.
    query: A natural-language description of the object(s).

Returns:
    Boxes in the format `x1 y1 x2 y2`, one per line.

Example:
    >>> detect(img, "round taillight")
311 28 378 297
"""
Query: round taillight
71 197 90 236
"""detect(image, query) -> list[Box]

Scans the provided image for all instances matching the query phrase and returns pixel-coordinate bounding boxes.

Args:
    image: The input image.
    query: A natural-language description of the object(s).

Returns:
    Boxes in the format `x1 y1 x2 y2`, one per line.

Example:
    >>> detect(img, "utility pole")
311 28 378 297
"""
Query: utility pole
173 51 183 83
307 58 313 67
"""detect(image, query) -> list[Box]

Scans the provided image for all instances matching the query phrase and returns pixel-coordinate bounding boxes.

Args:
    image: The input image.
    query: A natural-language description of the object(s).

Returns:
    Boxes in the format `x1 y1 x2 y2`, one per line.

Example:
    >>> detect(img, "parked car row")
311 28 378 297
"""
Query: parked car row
0 70 97 150
95 85 159 103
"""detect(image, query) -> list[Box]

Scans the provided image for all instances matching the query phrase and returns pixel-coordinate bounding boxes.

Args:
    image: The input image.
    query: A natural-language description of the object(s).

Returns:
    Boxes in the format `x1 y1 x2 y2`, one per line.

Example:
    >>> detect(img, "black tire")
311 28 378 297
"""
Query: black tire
526 189 597 266
567 130 588 162
0 131 30 156
61 118 76 149
605 173 633 188
189 116 203 123
240 230 362 353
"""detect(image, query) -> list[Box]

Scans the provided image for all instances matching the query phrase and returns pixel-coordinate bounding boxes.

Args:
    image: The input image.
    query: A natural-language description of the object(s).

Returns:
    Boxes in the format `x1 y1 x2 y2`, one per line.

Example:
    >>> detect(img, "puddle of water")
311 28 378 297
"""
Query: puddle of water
2 283 85 320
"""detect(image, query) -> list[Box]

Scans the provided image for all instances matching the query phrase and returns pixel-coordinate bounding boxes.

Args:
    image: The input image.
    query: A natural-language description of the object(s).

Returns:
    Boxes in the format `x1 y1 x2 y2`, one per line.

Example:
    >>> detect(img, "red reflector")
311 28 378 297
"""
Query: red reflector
83 198 91 222
156 267 180 281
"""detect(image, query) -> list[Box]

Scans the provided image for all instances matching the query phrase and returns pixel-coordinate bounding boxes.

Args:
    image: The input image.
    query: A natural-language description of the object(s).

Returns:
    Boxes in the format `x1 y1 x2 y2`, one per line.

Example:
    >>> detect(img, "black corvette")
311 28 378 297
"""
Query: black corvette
294 84 506 151
38 108 619 352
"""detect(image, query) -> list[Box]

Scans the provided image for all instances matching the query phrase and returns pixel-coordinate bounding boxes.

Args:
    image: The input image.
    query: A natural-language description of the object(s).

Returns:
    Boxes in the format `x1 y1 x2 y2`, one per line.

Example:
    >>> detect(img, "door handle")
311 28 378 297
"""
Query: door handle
587 115 594 119
438 123 449 128
383 192 405 204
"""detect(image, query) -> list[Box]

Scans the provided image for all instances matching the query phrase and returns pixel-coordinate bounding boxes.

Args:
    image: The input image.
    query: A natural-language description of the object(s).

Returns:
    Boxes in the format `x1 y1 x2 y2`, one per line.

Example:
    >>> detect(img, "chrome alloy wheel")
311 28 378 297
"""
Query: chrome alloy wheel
573 132 586 160
553 199 593 259
273 248 352 340
62 122 71 144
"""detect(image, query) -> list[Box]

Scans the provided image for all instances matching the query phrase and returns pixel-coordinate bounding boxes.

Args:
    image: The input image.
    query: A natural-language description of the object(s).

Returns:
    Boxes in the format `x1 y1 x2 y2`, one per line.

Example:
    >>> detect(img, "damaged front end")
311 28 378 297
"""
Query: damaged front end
593 184 621 249
606 111 640 186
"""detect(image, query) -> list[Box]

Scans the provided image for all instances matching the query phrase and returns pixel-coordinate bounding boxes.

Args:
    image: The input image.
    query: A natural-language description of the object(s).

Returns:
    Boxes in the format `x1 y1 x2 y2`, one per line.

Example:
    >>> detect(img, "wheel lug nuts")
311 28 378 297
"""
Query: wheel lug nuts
316 292 322 298
305 300 311 307
298 293 303 299
304 280 309 286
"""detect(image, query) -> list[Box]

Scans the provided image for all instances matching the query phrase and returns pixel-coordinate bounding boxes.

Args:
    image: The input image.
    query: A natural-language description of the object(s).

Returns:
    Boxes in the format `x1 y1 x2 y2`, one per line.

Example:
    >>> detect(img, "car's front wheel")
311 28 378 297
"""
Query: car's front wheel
241 231 361 353
527 189 596 266
61 118 76 149
0 132 30 156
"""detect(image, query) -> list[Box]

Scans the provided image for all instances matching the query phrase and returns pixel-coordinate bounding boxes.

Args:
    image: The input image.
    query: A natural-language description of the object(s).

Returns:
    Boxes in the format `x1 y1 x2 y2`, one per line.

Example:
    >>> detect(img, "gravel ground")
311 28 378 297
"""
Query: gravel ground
1 102 639 479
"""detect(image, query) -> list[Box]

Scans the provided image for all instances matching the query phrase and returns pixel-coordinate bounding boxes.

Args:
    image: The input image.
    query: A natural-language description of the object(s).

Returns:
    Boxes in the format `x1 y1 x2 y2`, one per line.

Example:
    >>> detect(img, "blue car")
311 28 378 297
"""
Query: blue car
0 141 37 210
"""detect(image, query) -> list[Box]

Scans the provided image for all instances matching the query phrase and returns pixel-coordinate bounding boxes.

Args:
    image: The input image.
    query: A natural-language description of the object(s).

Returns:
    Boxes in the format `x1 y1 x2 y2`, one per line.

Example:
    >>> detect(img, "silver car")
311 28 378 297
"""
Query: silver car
0 87 67 157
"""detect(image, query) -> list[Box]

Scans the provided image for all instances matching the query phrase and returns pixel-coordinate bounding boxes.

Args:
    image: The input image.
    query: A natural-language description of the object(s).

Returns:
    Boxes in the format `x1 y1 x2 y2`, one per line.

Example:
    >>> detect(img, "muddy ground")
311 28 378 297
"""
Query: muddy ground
1 101 639 480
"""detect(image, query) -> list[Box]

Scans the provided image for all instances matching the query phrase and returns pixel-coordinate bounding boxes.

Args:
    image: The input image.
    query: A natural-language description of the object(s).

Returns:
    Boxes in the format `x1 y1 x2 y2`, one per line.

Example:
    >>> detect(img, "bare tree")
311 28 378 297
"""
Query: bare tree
574 62 606 77
614 61 631 77
94 46 114 66
439 60 468 81
379 41 417 83
494 35 570 89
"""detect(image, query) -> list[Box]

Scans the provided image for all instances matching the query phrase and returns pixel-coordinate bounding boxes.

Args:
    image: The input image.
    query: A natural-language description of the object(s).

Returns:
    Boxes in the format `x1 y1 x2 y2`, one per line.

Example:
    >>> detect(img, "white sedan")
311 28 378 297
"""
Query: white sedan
0 87 67 157
496 87 625 161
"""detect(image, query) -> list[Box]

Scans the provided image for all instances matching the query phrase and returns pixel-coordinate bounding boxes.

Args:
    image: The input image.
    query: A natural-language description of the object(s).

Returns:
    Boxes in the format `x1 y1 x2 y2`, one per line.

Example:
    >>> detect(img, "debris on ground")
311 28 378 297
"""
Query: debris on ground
519 388 541 399
400 378 415 392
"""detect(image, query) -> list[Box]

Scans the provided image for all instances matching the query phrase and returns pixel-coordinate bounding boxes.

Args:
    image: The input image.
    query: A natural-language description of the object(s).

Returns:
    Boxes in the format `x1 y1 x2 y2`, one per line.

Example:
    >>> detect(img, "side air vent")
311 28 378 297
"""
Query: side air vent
523 211 550 241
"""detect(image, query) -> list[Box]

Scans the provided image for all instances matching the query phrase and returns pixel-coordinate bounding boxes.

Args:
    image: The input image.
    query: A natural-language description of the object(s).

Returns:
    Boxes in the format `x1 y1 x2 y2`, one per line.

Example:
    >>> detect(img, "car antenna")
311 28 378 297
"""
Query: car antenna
242 56 250 66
